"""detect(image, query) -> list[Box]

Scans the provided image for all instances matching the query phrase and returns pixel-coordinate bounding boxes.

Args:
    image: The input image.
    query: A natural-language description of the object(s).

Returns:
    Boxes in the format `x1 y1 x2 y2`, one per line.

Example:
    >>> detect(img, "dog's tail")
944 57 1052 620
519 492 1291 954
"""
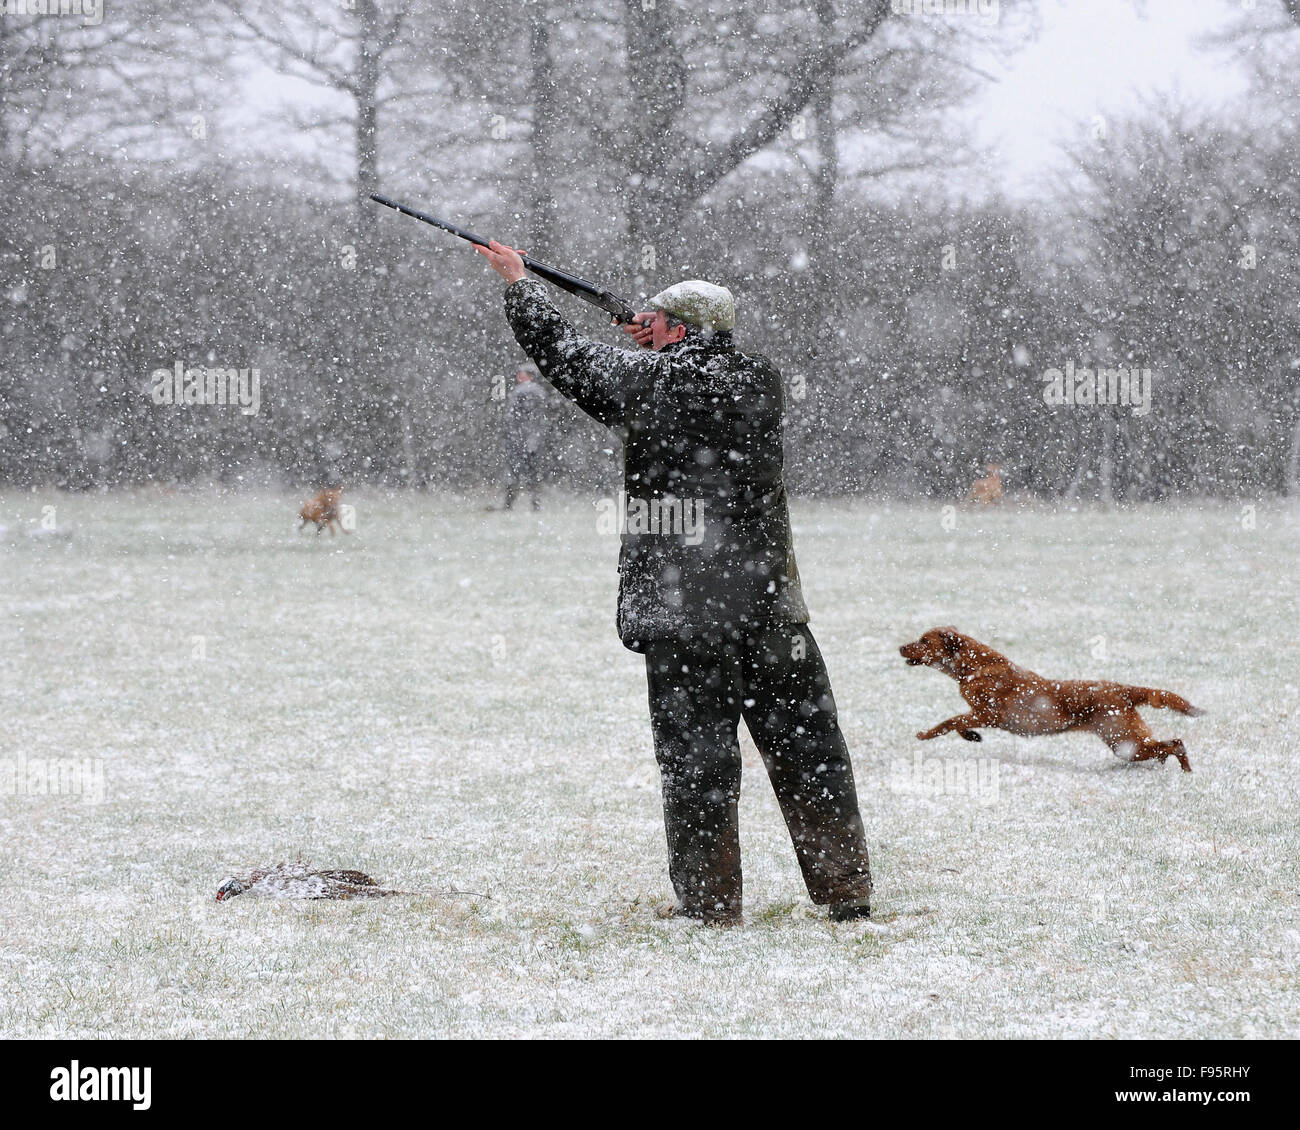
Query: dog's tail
1126 686 1203 716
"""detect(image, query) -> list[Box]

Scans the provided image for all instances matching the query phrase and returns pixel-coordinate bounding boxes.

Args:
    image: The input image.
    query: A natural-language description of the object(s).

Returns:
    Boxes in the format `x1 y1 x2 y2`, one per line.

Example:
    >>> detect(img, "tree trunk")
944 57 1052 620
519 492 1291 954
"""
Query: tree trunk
1287 411 1300 495
1098 411 1115 502
811 0 839 289
787 0 842 490
622 0 690 278
354 0 382 245
528 6 558 260
0 13 12 166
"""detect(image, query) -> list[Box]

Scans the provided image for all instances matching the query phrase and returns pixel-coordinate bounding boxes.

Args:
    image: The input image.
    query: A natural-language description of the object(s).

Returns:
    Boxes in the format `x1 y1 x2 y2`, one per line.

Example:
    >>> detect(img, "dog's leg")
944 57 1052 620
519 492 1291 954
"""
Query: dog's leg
1096 710 1152 763
1126 739 1190 772
1168 739 1192 772
1097 714 1191 772
918 712 986 741
1147 738 1191 772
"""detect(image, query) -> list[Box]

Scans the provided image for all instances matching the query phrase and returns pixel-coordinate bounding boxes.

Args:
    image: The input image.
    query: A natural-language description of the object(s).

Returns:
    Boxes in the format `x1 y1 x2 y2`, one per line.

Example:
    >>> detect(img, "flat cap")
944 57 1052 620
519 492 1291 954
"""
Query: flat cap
647 280 735 332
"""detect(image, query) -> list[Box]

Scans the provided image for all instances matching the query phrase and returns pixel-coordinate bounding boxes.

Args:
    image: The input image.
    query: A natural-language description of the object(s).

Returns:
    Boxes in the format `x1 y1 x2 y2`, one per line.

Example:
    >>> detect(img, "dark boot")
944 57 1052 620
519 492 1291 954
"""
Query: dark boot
828 897 871 922
654 900 742 927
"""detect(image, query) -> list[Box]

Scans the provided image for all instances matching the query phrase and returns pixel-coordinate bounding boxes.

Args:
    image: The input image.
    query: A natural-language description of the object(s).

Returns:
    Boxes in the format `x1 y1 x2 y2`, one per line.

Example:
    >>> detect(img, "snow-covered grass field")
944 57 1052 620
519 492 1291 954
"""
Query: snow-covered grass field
2 488 1297 1039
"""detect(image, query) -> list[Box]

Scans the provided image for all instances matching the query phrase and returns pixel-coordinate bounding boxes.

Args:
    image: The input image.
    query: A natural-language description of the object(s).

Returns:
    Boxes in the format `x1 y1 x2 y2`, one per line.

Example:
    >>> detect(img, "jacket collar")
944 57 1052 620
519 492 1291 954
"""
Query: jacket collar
659 331 734 358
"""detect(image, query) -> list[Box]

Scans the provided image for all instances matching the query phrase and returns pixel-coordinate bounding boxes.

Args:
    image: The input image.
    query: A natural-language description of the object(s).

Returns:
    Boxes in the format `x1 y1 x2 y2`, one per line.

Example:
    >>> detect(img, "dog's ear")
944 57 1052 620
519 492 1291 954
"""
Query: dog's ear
937 626 962 654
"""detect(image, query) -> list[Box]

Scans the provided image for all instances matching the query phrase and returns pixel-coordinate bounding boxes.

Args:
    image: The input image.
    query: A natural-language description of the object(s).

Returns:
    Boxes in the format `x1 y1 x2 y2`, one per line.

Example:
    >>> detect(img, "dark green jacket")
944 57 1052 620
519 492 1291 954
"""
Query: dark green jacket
504 278 808 651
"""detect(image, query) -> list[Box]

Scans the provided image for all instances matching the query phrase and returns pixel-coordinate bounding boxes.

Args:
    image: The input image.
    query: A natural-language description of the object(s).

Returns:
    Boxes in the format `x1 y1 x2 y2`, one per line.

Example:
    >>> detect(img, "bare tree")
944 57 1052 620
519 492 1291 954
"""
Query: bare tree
577 1 1031 278
218 0 429 241
1054 99 1299 497
0 2 213 169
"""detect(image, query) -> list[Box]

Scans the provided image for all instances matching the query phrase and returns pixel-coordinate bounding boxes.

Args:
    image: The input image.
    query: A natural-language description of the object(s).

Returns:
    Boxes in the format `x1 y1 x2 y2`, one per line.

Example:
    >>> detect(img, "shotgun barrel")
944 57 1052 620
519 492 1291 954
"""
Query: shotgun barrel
370 193 639 326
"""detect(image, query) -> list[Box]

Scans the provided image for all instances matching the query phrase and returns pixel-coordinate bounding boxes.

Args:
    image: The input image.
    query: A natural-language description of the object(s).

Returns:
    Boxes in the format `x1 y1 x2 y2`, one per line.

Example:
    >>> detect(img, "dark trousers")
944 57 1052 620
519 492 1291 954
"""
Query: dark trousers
644 623 872 923
504 450 541 509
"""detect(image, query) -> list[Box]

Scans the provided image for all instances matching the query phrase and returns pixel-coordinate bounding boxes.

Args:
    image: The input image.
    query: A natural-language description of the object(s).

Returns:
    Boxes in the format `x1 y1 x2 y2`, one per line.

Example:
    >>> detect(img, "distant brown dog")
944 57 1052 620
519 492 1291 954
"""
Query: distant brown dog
899 627 1202 771
969 464 1003 504
299 486 346 535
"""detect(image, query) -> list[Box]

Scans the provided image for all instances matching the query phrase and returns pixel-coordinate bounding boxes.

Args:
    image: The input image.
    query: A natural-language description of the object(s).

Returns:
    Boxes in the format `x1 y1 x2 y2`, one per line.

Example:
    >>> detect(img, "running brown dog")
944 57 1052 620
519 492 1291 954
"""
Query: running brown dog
899 627 1203 771
968 463 1003 505
299 486 346 535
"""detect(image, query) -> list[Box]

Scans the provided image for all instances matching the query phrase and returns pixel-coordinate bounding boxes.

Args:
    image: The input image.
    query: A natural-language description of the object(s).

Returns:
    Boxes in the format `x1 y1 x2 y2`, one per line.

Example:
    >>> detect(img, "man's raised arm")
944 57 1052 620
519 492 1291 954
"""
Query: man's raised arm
475 239 657 430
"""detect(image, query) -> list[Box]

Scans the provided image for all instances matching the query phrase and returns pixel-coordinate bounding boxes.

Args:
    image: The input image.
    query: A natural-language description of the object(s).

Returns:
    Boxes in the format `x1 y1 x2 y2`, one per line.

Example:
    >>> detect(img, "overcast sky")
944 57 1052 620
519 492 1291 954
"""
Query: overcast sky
969 0 1254 196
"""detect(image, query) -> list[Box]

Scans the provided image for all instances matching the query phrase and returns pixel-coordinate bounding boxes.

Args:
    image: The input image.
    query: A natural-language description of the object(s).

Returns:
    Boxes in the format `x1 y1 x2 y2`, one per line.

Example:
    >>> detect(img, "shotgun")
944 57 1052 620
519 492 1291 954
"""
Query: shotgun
370 193 639 326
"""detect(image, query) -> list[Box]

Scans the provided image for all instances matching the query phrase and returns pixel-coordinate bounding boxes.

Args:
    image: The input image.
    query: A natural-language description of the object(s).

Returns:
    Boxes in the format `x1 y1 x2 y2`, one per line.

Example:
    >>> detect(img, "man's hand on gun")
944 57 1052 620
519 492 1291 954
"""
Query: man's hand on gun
475 237 654 345
621 314 655 349
474 239 528 284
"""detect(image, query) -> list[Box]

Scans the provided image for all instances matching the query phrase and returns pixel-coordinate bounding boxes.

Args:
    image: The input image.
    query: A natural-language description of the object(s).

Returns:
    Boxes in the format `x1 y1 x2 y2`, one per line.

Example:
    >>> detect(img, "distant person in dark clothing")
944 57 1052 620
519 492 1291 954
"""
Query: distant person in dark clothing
503 365 546 511
474 238 872 928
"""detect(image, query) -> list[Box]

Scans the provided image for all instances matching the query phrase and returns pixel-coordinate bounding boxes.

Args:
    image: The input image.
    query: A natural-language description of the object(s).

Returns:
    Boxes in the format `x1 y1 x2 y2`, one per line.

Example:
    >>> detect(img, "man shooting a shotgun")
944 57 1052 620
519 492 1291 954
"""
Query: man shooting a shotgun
471 235 873 928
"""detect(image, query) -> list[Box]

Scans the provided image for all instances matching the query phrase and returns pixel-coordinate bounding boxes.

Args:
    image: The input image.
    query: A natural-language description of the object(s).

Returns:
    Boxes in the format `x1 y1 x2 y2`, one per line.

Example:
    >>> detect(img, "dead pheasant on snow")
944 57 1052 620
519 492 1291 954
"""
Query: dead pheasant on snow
215 861 403 902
